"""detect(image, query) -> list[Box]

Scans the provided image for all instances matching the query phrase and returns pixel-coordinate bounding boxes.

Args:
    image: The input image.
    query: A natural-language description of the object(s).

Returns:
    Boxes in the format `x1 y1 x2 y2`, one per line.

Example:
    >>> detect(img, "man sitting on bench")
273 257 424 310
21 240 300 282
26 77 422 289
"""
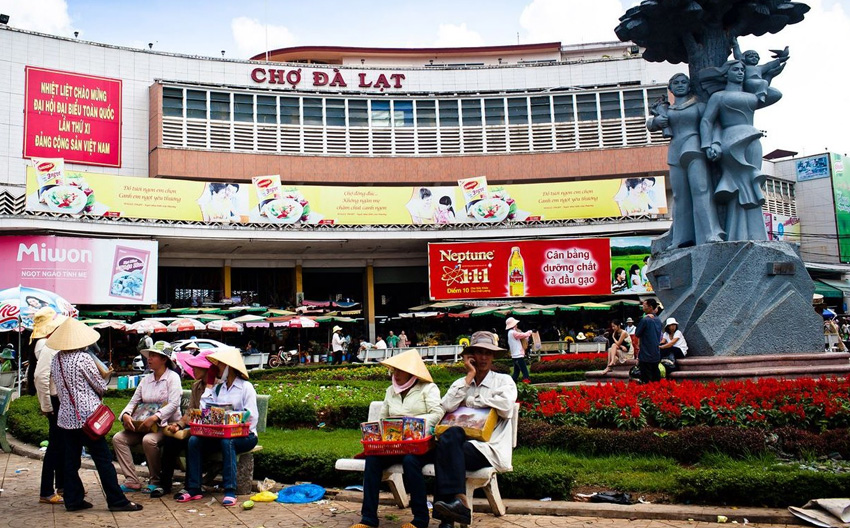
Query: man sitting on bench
432 331 517 528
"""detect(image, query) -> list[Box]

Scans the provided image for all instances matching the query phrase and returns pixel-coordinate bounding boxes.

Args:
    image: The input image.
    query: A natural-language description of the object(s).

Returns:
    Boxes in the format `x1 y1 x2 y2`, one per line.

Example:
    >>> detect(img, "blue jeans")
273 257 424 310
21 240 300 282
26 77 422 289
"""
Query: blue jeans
186 433 258 495
40 396 65 497
511 357 530 382
63 428 130 510
361 452 433 528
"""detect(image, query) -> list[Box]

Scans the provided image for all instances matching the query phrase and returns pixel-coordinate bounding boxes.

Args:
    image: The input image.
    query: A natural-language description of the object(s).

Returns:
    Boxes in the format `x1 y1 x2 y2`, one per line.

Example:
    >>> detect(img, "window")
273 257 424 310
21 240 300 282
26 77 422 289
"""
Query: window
234 94 254 122
646 87 668 108
461 99 482 126
326 98 345 127
507 97 529 125
622 90 644 118
530 96 551 124
208 91 229 121
348 99 368 126
393 100 413 127
163 87 183 117
416 100 436 127
256 95 277 124
553 95 574 122
576 94 598 121
280 97 299 125
187 90 208 119
371 100 390 127
484 98 505 126
303 98 323 126
599 92 621 120
438 100 459 126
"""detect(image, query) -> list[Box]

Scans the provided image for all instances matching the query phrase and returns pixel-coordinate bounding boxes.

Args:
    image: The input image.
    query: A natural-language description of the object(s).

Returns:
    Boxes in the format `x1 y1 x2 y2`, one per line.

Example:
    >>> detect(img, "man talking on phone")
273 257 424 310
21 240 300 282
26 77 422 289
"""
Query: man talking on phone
432 331 517 528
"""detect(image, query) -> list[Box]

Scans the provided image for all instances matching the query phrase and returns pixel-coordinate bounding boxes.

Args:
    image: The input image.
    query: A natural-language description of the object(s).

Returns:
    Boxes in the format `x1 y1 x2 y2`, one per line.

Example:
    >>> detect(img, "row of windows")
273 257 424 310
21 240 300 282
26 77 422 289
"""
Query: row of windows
763 178 797 217
163 86 667 128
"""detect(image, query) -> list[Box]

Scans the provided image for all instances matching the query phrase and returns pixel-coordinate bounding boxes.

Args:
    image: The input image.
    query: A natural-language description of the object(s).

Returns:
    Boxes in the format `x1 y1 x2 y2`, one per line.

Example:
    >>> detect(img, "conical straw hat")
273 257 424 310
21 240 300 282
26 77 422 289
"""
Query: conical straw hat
30 307 68 342
46 318 99 351
209 347 249 379
380 349 432 383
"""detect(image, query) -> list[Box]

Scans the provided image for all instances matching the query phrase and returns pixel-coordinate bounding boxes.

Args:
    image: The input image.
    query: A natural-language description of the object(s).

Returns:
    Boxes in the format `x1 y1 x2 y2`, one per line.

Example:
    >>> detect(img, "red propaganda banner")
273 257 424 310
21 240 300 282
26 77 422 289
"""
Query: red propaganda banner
24 66 122 167
428 239 612 300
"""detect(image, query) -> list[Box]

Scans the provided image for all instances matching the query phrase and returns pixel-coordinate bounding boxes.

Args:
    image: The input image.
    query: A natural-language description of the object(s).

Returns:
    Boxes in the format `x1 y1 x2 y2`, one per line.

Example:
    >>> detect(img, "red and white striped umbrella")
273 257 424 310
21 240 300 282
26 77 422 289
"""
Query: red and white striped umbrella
167 318 207 332
126 319 168 334
275 316 319 328
206 320 243 332
89 320 128 331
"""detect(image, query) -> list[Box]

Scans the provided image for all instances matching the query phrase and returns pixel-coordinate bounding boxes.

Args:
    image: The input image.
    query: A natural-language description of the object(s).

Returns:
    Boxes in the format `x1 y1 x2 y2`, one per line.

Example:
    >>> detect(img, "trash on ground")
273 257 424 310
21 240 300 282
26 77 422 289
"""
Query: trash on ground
206 497 217 506
540 497 552 501
638 497 652 504
717 515 729 523
345 485 364 492
276 483 326 504
250 491 278 502
242 500 255 510
589 491 632 505
258 478 277 492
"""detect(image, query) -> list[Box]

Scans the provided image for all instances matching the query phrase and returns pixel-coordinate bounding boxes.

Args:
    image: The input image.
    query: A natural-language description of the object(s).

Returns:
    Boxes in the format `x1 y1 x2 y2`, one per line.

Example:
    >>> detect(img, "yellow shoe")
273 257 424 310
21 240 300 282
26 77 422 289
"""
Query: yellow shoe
39 493 64 504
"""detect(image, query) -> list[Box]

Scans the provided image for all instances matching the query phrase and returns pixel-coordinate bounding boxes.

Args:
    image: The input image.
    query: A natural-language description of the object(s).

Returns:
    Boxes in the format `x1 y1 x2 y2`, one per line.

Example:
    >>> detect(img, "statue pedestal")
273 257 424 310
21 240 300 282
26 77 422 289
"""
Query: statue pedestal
647 241 822 356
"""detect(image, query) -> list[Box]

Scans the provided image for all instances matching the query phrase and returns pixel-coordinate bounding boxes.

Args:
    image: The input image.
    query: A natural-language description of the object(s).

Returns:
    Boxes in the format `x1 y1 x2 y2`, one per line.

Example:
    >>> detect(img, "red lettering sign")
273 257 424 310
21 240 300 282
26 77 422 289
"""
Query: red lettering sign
249 68 404 89
24 67 122 167
428 239 612 300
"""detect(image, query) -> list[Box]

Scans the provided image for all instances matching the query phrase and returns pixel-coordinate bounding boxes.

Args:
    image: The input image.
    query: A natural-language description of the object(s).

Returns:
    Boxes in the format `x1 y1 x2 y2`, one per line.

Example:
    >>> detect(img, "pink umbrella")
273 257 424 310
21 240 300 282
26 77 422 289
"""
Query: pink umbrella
126 319 168 334
271 316 319 328
167 318 206 333
206 320 242 332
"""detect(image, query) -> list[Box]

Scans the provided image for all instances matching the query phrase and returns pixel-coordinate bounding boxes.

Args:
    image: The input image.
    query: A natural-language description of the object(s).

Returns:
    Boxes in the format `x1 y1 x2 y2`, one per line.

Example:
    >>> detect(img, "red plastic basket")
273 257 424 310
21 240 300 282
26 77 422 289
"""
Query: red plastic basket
361 436 434 456
189 423 250 438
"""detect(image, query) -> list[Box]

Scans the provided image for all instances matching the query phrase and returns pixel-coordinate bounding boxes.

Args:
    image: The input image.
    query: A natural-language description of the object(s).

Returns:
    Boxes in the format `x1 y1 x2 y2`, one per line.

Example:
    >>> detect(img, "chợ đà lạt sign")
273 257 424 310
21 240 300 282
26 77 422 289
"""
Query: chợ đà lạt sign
23 66 122 167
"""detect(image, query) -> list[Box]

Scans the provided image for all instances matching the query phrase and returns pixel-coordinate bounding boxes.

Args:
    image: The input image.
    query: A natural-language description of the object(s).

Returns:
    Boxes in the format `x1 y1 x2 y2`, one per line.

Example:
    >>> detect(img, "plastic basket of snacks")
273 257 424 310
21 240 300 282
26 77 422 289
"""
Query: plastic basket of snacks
359 416 433 456
188 407 251 438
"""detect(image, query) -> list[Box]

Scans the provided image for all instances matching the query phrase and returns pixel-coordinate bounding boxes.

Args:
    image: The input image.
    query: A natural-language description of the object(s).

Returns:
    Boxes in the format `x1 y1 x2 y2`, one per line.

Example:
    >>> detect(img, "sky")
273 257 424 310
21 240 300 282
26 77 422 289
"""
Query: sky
1 0 849 157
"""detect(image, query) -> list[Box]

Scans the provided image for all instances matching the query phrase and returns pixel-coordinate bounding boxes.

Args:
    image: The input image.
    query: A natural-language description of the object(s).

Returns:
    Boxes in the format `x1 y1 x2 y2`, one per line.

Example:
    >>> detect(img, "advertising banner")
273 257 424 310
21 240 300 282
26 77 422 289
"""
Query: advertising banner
0 236 158 305
795 154 830 182
26 168 666 226
23 67 122 167
764 213 802 243
428 239 612 300
609 236 653 295
830 153 850 262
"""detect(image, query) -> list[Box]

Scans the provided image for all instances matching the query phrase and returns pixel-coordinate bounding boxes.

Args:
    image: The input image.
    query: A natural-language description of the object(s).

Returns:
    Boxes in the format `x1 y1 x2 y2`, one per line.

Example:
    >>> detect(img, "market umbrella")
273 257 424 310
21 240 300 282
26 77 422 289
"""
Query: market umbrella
126 319 168 334
206 320 242 332
230 314 267 324
562 302 612 311
167 318 207 333
276 316 319 328
823 308 837 319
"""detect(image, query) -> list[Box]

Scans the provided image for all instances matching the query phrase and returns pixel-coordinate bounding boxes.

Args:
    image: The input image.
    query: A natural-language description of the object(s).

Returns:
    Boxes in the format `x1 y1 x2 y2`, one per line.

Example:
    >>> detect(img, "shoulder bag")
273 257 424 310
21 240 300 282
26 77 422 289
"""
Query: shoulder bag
57 354 116 440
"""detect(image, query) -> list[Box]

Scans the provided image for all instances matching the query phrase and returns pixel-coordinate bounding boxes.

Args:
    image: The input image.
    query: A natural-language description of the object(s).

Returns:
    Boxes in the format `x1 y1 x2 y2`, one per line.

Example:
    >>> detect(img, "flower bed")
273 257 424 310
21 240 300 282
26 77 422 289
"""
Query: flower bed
525 377 850 431
537 352 606 363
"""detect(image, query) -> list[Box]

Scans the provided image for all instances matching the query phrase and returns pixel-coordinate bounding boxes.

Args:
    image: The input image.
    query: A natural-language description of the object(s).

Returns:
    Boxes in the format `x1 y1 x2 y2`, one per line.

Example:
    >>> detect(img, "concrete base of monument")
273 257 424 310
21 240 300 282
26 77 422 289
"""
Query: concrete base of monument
586 353 850 382
646 240 823 357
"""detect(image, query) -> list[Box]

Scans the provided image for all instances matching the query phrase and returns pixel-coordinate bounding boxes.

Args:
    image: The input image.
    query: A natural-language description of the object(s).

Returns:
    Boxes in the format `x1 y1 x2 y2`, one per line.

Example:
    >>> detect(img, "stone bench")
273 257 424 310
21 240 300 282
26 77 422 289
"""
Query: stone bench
335 401 519 520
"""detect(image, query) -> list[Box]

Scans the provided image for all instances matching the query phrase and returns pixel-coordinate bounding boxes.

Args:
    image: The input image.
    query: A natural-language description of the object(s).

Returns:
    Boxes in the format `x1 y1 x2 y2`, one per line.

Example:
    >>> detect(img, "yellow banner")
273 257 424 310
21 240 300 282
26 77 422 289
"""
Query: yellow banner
26 168 666 225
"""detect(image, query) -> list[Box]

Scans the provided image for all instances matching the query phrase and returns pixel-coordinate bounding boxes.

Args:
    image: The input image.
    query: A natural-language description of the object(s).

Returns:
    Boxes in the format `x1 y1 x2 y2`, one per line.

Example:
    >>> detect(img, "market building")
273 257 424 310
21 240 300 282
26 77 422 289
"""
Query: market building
0 24 842 340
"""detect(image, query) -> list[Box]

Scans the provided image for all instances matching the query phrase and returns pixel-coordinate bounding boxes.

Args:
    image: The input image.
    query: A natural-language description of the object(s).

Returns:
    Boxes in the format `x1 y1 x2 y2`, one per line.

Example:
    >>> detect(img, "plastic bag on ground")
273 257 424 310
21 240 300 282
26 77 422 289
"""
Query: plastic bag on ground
588 491 632 505
250 490 278 502
276 483 326 504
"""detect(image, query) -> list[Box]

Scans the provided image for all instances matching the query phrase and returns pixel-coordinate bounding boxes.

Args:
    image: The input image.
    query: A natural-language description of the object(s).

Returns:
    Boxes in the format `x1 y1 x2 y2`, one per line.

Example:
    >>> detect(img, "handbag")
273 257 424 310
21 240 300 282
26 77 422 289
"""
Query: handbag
57 353 116 440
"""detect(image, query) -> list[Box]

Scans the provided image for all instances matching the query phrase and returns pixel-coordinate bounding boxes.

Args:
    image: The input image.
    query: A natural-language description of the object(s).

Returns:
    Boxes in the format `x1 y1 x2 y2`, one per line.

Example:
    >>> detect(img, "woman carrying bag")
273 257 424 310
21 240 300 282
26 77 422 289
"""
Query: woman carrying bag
47 318 143 512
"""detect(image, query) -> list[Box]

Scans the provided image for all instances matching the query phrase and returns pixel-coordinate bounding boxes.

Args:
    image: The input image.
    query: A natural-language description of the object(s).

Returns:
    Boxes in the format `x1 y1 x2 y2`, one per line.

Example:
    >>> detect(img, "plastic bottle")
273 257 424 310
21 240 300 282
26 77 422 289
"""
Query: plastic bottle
508 246 525 297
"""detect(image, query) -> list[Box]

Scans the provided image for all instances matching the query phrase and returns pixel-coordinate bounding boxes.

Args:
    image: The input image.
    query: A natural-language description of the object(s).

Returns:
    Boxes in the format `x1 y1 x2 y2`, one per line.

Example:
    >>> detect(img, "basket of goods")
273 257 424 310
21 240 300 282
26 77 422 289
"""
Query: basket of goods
360 417 433 456
188 407 251 438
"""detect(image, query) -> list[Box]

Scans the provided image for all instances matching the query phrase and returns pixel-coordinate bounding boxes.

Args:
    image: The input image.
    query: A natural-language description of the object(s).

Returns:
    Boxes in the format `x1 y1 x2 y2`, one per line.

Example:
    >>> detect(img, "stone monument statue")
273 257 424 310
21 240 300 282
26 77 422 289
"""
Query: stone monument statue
618 1 823 356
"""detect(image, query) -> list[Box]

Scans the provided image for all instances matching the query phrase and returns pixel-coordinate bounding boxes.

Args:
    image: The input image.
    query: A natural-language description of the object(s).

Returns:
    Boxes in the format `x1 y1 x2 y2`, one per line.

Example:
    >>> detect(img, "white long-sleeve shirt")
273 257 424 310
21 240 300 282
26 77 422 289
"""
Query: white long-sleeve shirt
33 339 58 412
441 370 517 472
332 332 344 352
201 377 259 434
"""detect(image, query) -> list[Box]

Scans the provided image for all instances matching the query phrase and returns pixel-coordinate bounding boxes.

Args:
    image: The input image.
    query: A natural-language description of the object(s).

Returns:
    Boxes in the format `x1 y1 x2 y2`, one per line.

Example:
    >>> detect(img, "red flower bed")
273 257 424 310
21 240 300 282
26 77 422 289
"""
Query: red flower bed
538 353 606 362
524 377 850 431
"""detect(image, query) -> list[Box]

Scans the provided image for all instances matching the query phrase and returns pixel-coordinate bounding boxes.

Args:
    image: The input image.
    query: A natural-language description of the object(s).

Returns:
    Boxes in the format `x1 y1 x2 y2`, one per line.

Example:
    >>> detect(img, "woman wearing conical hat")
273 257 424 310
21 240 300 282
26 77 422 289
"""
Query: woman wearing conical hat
351 349 444 528
176 347 257 507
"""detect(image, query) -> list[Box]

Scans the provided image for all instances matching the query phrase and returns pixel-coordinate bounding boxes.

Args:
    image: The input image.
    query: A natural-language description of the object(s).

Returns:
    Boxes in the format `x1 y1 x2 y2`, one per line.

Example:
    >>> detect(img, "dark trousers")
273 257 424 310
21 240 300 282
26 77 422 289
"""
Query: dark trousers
63 428 130 510
434 426 491 501
331 351 343 365
39 396 65 497
511 358 530 382
186 433 257 495
670 347 686 360
639 360 661 383
361 452 433 528
159 433 189 492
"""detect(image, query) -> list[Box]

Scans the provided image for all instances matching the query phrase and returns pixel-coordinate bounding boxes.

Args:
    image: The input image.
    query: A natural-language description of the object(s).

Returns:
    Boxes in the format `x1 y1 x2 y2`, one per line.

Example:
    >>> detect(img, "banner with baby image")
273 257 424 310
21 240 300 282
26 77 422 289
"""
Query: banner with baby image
0 235 158 305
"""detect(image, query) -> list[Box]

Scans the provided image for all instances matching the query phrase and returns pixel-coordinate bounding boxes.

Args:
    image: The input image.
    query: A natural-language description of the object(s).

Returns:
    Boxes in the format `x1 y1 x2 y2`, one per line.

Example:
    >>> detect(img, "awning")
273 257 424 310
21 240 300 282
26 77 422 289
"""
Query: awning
816 279 849 300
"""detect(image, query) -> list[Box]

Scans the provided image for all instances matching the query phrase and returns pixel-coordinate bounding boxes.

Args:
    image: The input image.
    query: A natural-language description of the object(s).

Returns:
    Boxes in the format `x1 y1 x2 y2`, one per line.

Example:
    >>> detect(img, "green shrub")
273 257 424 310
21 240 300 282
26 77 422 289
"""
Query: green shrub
499 462 573 500
674 469 850 507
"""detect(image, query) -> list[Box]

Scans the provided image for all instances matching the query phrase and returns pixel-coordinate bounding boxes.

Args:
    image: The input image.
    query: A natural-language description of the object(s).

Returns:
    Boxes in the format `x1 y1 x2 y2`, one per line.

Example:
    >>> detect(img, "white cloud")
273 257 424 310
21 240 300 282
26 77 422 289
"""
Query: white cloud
0 0 74 37
434 23 484 48
231 16 296 58
519 0 624 44
743 0 850 155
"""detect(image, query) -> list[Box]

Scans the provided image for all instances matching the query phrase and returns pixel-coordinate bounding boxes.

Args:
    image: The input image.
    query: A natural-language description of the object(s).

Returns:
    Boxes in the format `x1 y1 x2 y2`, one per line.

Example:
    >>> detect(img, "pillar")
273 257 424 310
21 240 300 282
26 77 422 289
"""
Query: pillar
295 262 303 305
223 261 232 299
366 261 376 342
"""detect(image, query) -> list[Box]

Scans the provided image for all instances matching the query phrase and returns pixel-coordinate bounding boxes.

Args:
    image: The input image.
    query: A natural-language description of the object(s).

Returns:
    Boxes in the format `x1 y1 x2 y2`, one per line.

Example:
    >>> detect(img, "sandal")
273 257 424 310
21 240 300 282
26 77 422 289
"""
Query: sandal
109 501 144 512
149 487 165 498
175 492 204 503
120 484 141 493
221 495 238 507
140 484 157 494
39 493 64 504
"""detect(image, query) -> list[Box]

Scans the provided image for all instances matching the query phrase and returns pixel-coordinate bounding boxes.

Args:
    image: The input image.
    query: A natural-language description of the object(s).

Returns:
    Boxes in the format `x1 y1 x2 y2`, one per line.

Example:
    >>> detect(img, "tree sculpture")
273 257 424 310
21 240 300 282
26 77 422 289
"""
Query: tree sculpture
615 0 809 100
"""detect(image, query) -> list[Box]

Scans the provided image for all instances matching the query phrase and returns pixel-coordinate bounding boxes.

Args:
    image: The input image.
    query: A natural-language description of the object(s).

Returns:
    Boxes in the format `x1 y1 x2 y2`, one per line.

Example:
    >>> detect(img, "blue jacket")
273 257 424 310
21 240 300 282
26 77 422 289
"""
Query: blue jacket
635 314 663 363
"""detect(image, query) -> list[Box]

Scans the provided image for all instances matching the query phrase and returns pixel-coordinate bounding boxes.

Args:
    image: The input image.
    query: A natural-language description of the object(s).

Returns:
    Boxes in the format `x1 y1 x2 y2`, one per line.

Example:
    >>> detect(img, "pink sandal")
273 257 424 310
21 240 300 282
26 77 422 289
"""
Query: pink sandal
221 496 238 507
176 493 203 503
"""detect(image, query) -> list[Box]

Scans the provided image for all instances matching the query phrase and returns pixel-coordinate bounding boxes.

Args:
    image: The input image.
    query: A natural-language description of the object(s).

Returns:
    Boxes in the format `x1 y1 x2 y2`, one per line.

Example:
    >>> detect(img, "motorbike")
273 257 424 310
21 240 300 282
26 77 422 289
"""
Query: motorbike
268 347 299 368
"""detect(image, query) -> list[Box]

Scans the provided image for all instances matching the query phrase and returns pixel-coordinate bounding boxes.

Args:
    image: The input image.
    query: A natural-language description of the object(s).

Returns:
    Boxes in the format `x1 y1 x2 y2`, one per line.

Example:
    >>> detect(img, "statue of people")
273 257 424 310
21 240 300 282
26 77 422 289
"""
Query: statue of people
732 37 789 103
647 73 724 248
700 60 778 241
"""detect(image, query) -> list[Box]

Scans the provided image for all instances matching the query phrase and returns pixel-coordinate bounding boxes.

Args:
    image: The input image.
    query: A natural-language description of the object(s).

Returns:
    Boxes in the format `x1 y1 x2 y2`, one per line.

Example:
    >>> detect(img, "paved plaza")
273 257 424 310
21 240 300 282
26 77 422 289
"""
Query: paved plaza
0 447 803 528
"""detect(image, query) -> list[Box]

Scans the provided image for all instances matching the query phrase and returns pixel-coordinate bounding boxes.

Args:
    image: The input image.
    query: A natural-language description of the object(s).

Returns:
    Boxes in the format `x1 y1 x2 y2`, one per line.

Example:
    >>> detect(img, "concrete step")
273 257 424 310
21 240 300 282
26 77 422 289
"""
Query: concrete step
669 363 850 380
678 352 850 371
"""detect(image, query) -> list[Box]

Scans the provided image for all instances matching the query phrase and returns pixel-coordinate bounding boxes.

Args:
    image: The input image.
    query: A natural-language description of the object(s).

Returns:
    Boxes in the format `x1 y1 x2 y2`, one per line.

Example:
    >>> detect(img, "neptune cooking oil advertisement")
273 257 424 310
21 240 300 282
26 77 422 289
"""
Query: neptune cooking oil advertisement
26 161 666 226
0 235 158 304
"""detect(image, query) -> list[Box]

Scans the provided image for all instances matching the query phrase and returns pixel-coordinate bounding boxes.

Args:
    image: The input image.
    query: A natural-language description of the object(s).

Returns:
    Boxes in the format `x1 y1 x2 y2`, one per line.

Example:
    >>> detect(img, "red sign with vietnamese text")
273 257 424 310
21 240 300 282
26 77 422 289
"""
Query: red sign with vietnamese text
428 239 612 300
24 66 122 167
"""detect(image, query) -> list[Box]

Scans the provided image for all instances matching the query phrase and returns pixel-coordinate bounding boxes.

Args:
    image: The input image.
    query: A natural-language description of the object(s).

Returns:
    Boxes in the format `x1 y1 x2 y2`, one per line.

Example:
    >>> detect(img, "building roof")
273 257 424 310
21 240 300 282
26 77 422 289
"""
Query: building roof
249 42 562 63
